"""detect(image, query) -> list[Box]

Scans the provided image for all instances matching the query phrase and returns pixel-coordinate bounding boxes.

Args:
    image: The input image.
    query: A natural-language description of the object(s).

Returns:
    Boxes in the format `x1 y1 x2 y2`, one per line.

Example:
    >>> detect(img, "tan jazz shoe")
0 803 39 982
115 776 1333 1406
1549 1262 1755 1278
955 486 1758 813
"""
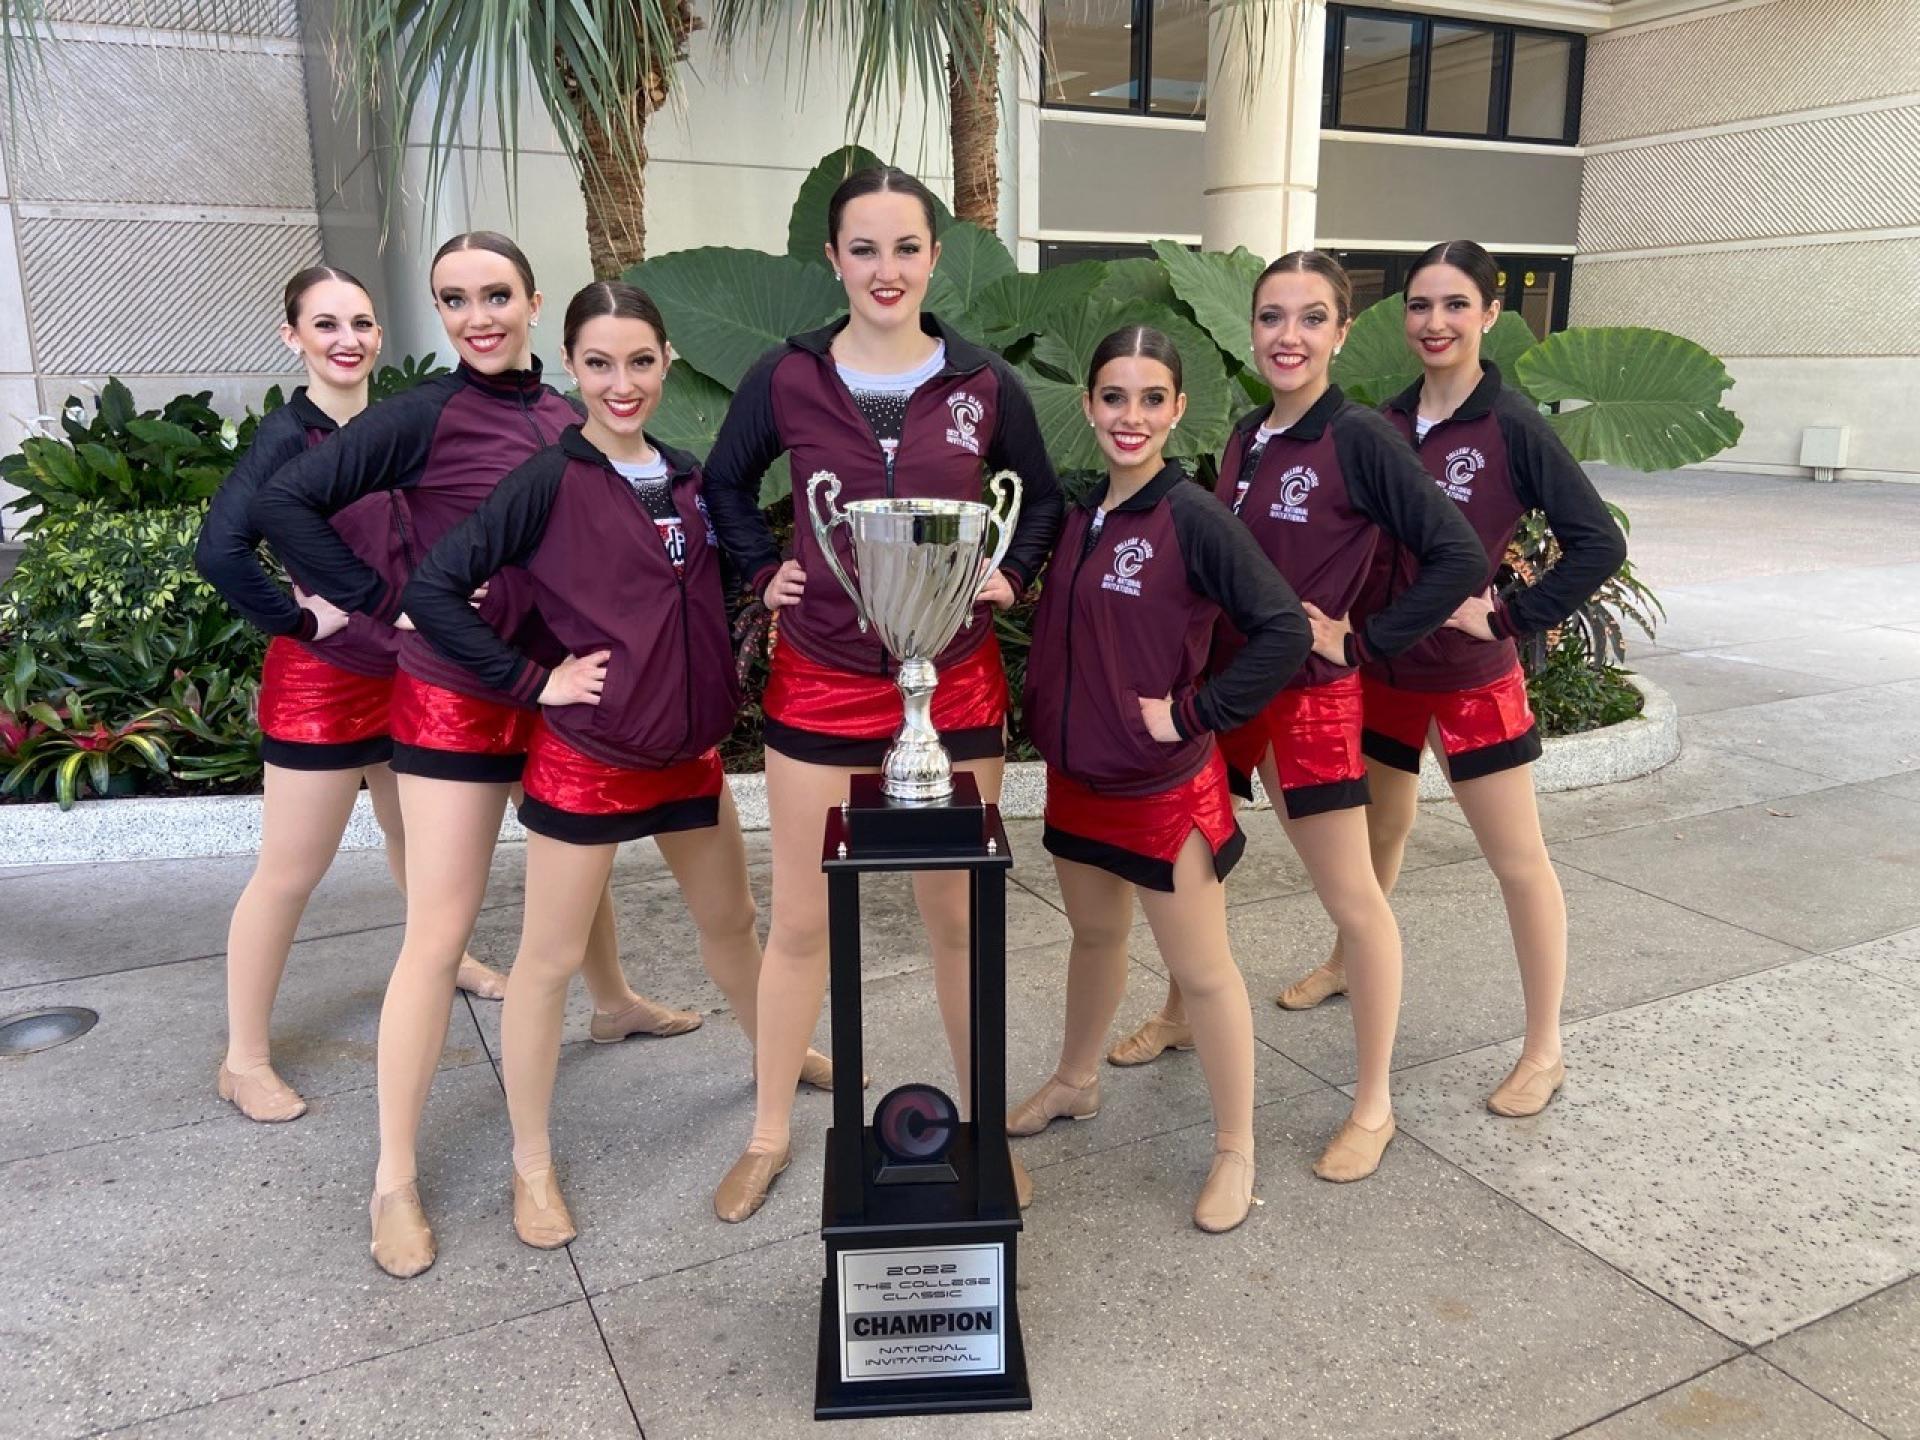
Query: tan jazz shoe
1313 1115 1396 1183
454 954 508 1001
1011 1152 1034 1210
217 1063 308 1123
1106 1015 1196 1067
715 1145 790 1223
1487 1057 1566 1117
1277 960 1348 1011
369 1184 436 1278
589 994 703 1043
1005 1074 1101 1137
1193 1150 1256 1233
512 1168 578 1249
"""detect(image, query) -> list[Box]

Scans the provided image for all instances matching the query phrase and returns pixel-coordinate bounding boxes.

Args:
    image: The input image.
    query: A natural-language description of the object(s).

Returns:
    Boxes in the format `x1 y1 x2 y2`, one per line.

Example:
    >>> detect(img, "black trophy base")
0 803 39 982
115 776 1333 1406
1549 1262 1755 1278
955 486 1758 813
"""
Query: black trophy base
843 771 986 857
814 1280 1031 1421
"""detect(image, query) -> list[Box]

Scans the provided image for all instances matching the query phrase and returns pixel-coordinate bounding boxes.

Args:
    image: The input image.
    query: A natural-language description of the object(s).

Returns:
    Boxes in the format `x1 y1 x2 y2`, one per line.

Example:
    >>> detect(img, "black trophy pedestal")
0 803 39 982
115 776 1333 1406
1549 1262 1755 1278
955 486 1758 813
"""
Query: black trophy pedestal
813 772 1032 1420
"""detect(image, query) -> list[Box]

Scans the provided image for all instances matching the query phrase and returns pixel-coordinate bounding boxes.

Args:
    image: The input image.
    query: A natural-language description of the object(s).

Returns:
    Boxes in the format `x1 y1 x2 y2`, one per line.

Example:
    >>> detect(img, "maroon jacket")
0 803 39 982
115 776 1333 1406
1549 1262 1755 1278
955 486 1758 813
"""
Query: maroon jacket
1364 363 1629 691
402 427 740 770
251 361 581 707
1025 463 1311 796
1212 386 1483 690
194 388 408 677
701 314 1064 676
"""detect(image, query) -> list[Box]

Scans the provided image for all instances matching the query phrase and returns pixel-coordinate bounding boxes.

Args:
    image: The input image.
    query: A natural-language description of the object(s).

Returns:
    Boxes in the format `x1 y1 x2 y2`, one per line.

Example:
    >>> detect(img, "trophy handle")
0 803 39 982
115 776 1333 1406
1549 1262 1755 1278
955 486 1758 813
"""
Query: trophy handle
805 470 869 634
981 468 1023 584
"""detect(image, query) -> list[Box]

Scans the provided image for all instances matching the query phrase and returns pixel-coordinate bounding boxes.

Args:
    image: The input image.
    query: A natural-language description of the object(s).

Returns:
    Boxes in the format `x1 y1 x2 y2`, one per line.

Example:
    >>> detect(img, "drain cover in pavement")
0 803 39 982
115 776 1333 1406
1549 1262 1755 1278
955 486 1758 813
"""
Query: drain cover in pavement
0 1007 98 1056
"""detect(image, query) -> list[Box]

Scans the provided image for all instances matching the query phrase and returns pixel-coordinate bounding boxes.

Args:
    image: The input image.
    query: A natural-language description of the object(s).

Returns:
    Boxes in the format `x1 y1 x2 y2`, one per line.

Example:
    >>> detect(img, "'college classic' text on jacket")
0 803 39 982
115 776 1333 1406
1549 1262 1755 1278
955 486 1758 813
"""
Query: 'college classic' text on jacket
1366 362 1628 691
250 361 581 707
700 314 1065 676
402 427 741 771
194 387 408 677
1212 385 1484 690
1025 463 1312 797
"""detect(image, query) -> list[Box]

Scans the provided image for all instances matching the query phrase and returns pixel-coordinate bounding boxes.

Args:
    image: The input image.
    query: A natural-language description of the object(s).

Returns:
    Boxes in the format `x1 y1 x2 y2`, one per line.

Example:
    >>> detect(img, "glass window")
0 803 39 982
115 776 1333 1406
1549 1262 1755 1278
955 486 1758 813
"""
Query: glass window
1425 23 1496 136
1337 15 1417 129
1148 0 1209 117
1042 0 1138 111
1509 32 1574 140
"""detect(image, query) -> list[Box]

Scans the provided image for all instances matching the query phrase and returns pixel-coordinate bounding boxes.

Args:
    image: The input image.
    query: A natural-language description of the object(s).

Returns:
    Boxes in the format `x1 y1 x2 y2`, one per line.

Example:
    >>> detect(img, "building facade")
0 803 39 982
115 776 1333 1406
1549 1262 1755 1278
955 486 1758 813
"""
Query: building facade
1 0 1914 537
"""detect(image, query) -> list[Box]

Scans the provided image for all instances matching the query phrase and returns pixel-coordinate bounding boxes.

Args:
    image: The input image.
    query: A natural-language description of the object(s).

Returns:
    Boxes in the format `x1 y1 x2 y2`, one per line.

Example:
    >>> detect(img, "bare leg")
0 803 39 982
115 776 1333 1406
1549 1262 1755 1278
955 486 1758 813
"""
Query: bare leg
220 762 363 1119
652 785 763 1040
368 762 504 1000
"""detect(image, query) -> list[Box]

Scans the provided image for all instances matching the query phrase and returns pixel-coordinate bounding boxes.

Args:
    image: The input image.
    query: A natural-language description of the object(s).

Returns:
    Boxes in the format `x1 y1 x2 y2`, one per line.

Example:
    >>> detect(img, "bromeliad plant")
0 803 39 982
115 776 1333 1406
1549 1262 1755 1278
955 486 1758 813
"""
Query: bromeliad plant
0 686 172 809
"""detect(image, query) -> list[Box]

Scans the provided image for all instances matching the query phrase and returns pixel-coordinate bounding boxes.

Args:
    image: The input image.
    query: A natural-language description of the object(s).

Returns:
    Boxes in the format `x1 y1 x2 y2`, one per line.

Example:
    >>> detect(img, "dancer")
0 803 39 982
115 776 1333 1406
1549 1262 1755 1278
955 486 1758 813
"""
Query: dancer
404 281 834 1248
1009 326 1308 1231
1109 252 1482 1182
700 166 1063 1220
195 265 506 1123
253 234 699 1277
1273 240 1625 1116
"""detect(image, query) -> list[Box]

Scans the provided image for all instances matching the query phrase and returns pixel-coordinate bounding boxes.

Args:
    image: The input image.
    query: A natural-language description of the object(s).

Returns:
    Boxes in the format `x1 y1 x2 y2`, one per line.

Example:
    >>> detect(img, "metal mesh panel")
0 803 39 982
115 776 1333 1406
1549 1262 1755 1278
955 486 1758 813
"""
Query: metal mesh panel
43 0 300 37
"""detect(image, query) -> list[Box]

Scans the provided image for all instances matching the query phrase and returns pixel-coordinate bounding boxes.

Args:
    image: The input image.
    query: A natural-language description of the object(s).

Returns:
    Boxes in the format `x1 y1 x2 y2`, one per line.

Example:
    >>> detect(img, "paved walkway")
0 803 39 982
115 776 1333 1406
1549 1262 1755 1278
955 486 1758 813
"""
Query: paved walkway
3 469 1918 1439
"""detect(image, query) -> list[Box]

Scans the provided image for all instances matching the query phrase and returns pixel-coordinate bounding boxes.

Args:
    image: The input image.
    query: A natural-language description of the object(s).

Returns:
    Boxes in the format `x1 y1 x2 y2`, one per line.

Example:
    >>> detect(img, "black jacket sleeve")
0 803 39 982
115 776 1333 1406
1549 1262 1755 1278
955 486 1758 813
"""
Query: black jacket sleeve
1169 485 1312 738
400 450 565 707
1493 395 1628 639
249 384 442 623
194 408 318 641
985 356 1065 592
1337 407 1485 663
700 349 787 598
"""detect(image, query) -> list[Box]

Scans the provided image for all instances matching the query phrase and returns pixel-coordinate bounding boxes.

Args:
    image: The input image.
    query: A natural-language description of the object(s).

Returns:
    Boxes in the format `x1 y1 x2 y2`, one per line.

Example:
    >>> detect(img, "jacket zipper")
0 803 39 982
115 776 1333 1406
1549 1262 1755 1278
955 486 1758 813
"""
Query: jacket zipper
1058 514 1102 779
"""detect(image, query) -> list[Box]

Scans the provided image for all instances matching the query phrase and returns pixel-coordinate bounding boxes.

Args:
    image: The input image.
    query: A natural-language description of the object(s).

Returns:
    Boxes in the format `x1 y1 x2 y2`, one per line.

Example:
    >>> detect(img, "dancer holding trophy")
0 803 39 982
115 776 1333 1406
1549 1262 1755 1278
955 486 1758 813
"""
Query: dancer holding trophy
1010 327 1310 1233
701 166 1063 1222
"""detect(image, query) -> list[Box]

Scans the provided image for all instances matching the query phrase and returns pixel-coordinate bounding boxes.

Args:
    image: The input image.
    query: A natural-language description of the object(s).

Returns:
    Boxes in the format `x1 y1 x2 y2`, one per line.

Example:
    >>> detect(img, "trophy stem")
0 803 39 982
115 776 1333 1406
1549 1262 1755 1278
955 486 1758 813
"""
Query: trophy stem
882 658 954 803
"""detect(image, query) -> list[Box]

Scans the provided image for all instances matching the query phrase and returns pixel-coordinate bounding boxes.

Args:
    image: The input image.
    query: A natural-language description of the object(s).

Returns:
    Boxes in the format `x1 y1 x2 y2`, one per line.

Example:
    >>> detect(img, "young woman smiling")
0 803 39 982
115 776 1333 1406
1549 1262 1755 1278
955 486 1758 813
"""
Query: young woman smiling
1107 252 1482 1184
700 167 1064 1222
1009 325 1309 1233
1274 241 1626 1119
253 236 700 1277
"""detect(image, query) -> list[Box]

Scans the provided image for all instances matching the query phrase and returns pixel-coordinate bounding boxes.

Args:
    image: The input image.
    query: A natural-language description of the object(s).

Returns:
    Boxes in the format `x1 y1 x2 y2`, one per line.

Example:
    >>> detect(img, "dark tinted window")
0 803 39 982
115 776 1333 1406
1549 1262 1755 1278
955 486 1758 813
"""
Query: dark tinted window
1337 15 1417 129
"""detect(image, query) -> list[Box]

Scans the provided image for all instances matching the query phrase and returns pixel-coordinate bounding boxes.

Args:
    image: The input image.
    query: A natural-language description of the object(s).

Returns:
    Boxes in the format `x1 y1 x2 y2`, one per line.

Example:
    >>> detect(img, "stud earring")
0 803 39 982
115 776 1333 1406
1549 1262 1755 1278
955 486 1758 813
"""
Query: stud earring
1482 324 1493 334
834 270 843 281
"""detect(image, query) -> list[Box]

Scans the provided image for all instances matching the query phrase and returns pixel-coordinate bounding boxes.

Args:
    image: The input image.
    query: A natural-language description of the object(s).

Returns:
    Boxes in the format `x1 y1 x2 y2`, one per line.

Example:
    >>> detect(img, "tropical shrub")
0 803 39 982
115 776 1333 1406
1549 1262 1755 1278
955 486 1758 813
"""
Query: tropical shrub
0 683 172 808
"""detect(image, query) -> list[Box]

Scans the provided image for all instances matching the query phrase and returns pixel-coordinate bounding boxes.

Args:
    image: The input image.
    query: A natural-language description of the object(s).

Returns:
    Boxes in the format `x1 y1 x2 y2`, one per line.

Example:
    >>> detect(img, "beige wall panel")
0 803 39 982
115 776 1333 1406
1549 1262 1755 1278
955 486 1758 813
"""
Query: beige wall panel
1320 137 1582 248
1709 355 1920 477
44 0 299 34
1038 119 1204 234
1569 237 1920 357
1582 0 1920 146
1 41 317 208
1579 103 1920 253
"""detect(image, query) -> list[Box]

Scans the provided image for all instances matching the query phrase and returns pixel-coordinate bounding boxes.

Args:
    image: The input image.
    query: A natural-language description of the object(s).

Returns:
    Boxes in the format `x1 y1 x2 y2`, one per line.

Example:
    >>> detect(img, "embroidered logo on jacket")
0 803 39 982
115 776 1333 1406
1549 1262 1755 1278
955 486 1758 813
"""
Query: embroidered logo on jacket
946 392 984 455
1270 465 1320 523
1442 447 1486 503
1101 536 1154 597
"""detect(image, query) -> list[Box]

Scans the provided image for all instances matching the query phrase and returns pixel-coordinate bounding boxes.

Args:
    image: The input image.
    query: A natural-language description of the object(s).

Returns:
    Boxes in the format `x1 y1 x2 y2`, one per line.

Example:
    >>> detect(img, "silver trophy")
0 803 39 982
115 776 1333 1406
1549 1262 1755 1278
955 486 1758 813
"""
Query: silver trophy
806 470 1023 803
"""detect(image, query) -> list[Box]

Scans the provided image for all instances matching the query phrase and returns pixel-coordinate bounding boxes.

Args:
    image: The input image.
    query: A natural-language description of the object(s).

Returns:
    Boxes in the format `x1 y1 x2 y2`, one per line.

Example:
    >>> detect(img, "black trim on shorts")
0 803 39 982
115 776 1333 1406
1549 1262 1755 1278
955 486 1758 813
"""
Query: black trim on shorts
1280 775 1371 820
1360 727 1425 775
1043 822 1245 894
517 793 719 845
260 733 393 772
1226 764 1255 803
389 742 526 784
761 717 1005 768
1446 724 1543 784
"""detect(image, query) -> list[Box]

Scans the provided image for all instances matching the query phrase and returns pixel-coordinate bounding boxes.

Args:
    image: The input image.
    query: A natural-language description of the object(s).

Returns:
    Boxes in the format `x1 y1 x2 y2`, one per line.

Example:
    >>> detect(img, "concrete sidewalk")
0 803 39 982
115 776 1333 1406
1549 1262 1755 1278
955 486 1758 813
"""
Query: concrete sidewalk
3 468 1917 1439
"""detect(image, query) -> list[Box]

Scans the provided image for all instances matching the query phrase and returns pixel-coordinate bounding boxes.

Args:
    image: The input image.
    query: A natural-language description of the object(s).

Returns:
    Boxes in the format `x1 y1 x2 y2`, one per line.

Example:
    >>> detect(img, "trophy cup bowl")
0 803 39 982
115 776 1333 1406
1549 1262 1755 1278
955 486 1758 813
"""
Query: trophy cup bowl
807 470 1022 803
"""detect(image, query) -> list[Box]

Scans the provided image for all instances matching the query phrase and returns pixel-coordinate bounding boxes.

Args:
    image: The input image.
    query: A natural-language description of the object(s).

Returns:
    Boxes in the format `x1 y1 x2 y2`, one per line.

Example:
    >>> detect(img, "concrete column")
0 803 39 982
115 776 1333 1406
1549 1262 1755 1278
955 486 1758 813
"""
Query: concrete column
1202 0 1326 256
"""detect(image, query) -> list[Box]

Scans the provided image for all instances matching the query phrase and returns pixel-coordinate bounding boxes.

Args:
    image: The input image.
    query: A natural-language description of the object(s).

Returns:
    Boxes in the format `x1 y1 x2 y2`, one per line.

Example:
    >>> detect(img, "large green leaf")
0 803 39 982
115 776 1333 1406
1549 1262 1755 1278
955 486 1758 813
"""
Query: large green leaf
623 248 844 389
787 145 886 267
1153 240 1265 371
1029 301 1234 465
1483 312 1541 390
1018 362 1103 474
1517 327 1743 471
1331 294 1420 407
965 262 1106 347
925 222 1017 323
650 363 733 460
1091 258 1177 311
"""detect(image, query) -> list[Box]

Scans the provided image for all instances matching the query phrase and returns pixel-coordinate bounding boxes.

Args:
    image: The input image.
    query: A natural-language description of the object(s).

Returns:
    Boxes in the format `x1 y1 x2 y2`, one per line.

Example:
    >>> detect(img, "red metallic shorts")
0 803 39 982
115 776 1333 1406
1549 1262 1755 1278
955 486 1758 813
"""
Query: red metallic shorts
1218 673 1369 819
517 719 724 845
1042 748 1244 893
761 629 1008 768
389 671 538 784
257 635 393 771
1362 665 1542 783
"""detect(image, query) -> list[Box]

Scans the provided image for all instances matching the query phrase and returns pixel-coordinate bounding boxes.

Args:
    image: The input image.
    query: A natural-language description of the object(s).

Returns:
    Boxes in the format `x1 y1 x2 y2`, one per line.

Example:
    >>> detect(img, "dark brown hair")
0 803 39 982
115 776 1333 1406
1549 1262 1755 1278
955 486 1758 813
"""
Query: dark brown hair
283 265 372 326
826 166 940 247
561 281 668 355
1404 240 1500 307
1086 325 1184 394
429 231 537 298
1253 250 1355 324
